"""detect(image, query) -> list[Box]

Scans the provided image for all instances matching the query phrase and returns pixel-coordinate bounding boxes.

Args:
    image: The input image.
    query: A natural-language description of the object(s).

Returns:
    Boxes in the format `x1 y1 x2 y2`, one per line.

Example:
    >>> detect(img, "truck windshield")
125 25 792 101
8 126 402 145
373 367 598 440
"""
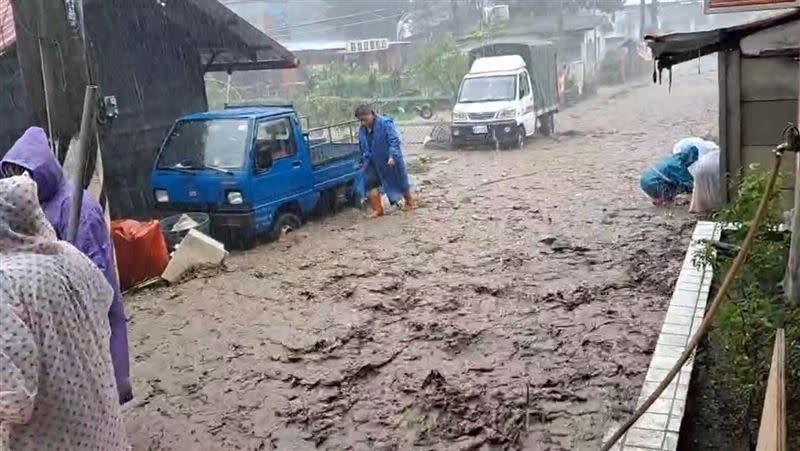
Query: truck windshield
458 75 517 103
157 119 249 170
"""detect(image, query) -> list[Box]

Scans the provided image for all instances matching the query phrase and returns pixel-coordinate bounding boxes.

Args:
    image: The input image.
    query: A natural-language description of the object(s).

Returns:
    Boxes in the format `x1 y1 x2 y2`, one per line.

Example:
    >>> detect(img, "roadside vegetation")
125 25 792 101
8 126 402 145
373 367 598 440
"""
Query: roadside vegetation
686 170 800 449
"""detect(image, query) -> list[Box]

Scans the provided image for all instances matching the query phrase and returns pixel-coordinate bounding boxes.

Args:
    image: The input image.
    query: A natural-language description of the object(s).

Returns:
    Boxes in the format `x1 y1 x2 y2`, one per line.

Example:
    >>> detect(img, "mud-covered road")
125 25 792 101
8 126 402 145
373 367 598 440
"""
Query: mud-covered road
125 63 718 451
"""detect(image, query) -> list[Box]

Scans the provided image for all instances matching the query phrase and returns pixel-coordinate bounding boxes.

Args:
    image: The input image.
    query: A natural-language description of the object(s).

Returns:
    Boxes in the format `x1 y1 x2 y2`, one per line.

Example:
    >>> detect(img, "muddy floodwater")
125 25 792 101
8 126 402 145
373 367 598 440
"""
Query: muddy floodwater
124 63 717 450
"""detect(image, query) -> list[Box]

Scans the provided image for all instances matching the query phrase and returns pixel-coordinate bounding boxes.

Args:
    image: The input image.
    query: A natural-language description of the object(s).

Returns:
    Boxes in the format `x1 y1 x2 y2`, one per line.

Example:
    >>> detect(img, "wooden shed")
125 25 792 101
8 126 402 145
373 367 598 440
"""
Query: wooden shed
647 11 800 207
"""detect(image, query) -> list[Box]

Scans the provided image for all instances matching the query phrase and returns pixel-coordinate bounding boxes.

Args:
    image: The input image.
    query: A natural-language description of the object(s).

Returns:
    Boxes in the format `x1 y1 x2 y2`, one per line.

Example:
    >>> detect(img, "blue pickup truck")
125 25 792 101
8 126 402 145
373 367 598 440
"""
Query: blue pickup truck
151 106 363 247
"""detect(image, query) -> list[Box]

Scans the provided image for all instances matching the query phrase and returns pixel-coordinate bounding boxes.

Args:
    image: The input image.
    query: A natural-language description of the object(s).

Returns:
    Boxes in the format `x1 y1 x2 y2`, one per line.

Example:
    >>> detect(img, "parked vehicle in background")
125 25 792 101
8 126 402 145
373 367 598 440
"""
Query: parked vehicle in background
151 106 362 248
451 40 559 149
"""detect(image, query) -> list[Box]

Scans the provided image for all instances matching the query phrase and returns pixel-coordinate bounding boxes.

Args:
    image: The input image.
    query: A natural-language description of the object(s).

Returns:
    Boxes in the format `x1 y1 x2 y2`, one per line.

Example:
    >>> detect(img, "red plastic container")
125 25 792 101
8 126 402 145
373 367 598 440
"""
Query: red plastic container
111 220 170 290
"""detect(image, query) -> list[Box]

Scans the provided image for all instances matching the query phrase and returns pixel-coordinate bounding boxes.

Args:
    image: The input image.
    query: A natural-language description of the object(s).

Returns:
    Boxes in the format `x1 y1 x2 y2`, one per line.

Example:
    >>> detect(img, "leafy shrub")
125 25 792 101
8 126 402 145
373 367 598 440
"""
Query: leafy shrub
696 169 800 446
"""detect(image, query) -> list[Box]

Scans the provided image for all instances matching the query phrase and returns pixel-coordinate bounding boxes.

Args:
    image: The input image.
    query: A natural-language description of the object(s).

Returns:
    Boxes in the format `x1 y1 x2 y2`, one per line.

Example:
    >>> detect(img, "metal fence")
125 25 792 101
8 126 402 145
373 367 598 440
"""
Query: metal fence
397 120 451 146
306 120 359 148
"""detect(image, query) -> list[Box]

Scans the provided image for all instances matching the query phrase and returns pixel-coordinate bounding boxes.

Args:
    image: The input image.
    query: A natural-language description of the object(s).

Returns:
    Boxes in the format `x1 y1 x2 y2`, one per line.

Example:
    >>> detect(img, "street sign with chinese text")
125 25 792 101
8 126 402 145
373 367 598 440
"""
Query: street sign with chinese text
346 39 389 54
705 0 800 14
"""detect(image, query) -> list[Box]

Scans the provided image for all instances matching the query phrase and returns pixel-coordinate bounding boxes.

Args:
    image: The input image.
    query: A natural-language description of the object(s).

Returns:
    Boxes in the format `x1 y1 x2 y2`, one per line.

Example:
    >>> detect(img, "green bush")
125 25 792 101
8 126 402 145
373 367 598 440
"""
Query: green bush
410 36 469 100
697 169 800 445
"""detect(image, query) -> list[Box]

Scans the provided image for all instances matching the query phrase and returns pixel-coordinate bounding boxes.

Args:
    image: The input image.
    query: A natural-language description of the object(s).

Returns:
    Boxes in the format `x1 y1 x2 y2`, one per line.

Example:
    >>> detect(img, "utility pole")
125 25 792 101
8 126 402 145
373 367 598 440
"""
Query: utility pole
10 0 90 149
451 0 461 35
639 0 646 38
650 0 659 33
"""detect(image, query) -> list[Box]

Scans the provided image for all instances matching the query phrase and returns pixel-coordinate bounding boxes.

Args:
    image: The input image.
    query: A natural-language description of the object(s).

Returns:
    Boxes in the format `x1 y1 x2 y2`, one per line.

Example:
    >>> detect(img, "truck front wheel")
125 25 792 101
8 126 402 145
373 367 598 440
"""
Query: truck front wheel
269 212 302 242
502 126 525 150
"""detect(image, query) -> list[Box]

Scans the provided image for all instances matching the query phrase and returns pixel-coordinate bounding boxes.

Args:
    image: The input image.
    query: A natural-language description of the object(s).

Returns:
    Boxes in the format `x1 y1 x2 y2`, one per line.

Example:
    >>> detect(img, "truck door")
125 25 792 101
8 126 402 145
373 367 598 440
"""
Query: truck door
251 116 313 210
519 71 536 136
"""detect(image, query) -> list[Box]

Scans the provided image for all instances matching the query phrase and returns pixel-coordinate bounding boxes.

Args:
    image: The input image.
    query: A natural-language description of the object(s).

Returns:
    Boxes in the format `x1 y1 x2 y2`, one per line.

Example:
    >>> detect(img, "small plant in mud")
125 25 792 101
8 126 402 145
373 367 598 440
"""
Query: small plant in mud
694 169 800 446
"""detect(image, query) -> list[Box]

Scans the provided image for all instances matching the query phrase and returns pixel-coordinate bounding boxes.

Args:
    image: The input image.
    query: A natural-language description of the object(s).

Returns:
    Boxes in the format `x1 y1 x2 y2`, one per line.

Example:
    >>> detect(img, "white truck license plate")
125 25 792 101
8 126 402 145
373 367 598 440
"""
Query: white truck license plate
472 125 488 134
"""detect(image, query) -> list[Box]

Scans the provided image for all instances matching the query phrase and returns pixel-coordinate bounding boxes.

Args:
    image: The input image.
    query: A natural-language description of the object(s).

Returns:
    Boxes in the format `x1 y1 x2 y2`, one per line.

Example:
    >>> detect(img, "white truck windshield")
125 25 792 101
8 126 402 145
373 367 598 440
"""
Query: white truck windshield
458 75 517 103
158 119 249 170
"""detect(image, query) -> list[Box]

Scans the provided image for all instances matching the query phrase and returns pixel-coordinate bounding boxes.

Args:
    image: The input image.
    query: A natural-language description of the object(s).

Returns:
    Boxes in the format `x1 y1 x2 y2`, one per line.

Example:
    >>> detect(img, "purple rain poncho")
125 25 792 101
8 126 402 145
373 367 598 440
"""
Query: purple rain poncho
1 127 132 404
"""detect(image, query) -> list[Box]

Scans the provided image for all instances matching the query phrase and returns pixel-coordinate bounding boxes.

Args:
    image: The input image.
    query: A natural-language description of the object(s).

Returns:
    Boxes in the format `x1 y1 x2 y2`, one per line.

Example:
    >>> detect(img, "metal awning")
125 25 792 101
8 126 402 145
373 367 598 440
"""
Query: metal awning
645 9 800 71
170 0 298 72
82 0 298 72
194 0 297 72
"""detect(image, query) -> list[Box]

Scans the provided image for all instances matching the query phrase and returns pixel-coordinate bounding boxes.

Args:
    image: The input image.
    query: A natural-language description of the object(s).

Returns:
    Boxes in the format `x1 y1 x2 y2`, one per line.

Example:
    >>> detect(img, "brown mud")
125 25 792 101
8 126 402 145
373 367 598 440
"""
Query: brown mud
124 62 719 450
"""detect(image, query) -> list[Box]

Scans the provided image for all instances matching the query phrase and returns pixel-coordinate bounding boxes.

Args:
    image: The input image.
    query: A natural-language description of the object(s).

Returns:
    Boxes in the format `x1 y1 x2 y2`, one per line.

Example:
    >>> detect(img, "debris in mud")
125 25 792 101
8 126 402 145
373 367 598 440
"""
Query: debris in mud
471 282 508 297
540 235 591 253
559 129 584 138
421 369 447 389
538 285 610 312
401 369 525 448
540 235 558 245
407 154 435 174
406 321 485 354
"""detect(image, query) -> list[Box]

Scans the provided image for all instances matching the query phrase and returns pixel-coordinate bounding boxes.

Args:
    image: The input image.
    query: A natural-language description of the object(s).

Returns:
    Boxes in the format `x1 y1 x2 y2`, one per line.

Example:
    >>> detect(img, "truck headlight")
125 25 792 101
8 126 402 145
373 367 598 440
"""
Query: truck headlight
452 111 468 121
496 108 518 119
227 190 244 205
154 189 169 203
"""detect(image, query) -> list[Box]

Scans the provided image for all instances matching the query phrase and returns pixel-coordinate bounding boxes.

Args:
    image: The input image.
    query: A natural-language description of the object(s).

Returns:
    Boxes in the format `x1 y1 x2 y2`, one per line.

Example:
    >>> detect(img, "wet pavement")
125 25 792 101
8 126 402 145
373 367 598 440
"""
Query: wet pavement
124 64 718 450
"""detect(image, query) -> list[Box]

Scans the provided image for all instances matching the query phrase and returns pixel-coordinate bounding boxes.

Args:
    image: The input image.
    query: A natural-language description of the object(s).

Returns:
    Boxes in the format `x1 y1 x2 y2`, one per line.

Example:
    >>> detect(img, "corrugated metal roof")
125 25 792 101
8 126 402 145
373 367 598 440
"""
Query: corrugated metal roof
645 9 799 70
186 0 299 72
0 0 15 55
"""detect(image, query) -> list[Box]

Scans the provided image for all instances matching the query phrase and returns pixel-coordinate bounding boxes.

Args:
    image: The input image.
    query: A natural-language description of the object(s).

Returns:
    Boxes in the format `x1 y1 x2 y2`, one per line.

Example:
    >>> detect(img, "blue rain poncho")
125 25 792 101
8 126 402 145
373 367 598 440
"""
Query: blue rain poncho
640 145 699 202
358 115 410 204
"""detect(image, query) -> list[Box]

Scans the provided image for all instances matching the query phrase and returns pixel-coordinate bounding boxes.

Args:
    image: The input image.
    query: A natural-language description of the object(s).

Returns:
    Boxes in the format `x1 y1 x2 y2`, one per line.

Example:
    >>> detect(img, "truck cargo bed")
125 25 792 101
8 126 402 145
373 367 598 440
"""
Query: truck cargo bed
310 142 359 168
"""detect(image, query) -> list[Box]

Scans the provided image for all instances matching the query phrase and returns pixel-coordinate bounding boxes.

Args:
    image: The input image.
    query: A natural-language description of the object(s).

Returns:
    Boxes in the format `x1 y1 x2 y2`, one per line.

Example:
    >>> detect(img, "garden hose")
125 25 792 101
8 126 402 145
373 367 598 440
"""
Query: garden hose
601 147 785 451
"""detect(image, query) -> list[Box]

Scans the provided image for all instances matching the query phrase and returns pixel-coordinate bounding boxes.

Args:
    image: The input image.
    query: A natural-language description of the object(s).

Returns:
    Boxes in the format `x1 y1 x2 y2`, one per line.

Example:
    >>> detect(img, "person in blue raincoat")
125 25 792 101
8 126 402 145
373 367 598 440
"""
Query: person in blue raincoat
640 144 700 205
356 105 414 217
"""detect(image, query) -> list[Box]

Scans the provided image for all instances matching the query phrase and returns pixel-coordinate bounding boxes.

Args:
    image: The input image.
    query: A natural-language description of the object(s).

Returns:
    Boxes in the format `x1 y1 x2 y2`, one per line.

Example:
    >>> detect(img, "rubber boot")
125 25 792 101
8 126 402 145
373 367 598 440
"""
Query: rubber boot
403 192 415 211
369 190 384 218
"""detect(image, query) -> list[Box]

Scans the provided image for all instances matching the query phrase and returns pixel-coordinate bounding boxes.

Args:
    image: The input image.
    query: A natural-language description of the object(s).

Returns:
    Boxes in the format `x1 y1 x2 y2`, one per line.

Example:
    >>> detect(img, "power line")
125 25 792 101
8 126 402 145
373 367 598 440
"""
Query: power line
268 13 399 40
218 2 399 35
218 1 403 40
261 9 392 34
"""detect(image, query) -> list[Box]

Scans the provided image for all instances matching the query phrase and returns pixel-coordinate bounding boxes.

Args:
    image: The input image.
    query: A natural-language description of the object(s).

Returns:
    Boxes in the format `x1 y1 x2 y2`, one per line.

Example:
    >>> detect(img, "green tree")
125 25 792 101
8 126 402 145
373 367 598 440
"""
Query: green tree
411 37 469 100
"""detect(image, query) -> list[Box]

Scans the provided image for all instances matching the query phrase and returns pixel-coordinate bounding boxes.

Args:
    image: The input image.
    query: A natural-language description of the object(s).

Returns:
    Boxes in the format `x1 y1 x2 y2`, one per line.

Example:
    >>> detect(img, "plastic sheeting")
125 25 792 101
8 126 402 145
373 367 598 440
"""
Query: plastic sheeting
690 150 721 214
672 137 719 176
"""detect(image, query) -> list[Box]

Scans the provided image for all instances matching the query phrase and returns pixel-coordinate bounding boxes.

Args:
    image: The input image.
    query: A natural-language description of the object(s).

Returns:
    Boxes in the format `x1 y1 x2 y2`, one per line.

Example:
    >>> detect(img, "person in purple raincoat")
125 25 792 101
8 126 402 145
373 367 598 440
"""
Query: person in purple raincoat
1 127 132 404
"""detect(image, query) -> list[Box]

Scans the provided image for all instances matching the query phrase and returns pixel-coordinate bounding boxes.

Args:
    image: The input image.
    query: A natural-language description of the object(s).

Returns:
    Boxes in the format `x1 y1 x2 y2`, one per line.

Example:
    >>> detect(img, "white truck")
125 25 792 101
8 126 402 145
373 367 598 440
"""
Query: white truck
451 40 559 149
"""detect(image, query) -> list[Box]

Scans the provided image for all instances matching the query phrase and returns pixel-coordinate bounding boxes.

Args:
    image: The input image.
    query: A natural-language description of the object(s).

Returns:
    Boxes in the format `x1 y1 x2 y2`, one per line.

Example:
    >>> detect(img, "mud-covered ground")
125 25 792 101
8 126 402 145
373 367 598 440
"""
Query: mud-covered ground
124 62 718 451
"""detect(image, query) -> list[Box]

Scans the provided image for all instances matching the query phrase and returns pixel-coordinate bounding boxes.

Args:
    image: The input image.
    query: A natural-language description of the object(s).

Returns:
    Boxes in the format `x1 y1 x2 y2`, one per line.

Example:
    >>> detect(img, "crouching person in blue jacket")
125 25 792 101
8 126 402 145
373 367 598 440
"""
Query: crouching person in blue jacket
640 144 699 205
356 105 414 217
